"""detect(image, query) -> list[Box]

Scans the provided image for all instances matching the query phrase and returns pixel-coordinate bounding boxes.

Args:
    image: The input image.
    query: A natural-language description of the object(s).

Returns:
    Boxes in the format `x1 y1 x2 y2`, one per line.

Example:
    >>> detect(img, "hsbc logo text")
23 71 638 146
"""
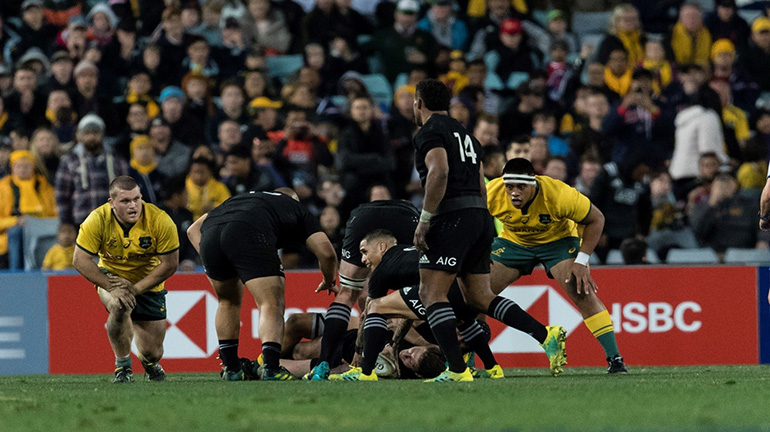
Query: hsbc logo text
609 302 702 334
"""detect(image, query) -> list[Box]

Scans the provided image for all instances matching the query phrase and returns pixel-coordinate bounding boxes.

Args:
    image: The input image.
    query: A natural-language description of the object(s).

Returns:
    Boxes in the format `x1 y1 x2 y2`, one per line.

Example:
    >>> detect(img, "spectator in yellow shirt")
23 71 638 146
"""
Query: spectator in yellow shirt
0 150 57 269
41 223 76 270
186 157 230 220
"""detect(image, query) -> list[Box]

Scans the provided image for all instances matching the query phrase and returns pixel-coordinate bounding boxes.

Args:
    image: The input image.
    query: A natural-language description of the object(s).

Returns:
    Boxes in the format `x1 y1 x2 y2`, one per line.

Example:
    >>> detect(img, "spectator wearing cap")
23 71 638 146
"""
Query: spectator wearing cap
44 51 75 94
417 0 468 51
86 2 118 45
666 2 712 67
710 38 759 113
55 15 89 62
16 48 50 85
127 135 165 204
159 85 202 147
0 149 57 269
148 117 192 180
185 156 230 220
222 143 279 196
244 0 292 56
705 0 750 54
492 18 535 82
192 0 225 47
13 0 57 63
155 7 188 87
205 80 247 145
597 4 645 69
466 0 516 61
746 17 770 92
545 10 578 56
5 65 46 133
366 0 439 82
246 96 282 141
71 60 116 134
54 114 129 226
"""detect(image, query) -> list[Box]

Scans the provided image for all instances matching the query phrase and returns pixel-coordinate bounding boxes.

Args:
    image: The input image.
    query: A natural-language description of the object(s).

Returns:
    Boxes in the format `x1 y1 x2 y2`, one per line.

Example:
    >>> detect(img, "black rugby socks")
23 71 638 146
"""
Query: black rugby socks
261 342 282 370
426 303 466 373
488 296 548 343
318 302 352 362
218 339 240 371
361 313 389 376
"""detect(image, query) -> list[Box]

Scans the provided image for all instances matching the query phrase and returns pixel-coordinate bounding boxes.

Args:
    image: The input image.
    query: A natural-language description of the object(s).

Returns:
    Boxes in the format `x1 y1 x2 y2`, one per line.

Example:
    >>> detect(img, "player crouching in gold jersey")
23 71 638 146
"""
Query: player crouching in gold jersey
73 176 179 383
486 158 628 373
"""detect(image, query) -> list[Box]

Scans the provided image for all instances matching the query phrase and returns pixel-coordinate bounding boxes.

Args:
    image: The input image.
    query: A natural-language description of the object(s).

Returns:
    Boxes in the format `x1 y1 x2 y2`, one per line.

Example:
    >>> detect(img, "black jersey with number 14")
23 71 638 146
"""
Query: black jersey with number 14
413 114 483 200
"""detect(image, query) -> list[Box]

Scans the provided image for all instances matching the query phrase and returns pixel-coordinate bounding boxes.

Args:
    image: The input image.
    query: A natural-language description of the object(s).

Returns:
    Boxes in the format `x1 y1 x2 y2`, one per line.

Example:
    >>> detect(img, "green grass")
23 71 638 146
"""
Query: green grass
2 366 770 431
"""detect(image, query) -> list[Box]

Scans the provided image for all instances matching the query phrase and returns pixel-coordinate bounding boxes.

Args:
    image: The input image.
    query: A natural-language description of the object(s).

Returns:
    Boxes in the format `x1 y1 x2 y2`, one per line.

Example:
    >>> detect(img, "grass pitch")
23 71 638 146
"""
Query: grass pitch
2 365 770 432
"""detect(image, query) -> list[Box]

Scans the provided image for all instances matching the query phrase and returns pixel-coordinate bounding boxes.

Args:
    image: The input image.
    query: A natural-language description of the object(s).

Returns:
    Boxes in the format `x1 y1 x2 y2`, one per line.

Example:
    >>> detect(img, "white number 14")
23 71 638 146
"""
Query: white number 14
453 132 478 164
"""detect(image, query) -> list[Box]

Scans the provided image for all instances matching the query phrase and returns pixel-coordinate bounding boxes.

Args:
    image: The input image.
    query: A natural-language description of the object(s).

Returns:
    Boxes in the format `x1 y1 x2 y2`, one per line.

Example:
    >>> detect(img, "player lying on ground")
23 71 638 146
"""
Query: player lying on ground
487 158 627 373
329 229 567 381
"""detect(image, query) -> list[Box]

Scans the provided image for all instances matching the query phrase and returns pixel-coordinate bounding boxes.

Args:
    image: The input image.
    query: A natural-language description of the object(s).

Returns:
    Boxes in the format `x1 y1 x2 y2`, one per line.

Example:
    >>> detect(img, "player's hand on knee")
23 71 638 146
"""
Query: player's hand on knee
109 275 137 295
567 264 598 295
112 288 136 311
413 222 429 252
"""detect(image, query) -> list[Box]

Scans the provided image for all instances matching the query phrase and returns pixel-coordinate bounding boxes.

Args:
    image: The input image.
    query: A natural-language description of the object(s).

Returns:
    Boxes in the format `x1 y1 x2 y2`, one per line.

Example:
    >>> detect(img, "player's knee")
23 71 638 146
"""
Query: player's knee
367 297 382 314
140 348 162 363
107 301 132 318
335 288 359 306
418 284 441 306
285 313 305 333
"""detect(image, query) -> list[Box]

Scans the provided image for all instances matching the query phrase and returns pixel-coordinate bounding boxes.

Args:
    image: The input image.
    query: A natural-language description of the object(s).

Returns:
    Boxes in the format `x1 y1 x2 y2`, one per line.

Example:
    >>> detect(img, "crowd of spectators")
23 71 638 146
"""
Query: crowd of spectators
1 0 770 270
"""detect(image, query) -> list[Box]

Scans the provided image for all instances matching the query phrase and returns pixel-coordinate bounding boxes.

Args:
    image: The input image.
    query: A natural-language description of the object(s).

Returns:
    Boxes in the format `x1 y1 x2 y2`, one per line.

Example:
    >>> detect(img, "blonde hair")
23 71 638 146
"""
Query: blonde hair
608 3 640 35
29 127 61 180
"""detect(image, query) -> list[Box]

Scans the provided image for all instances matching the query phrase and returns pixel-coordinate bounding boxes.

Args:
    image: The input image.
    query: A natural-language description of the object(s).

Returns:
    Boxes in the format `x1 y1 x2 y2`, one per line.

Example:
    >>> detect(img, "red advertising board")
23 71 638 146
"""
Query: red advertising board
48 266 758 374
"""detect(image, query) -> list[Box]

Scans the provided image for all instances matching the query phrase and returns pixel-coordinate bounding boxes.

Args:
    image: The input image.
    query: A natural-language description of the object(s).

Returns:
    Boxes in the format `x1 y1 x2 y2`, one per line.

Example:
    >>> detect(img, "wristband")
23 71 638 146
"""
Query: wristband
759 212 770 222
419 209 434 223
574 252 590 266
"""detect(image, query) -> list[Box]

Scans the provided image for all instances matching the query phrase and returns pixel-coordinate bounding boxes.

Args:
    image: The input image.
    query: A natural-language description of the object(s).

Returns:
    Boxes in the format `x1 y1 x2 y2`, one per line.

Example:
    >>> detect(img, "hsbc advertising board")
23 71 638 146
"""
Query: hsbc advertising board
47 266 759 374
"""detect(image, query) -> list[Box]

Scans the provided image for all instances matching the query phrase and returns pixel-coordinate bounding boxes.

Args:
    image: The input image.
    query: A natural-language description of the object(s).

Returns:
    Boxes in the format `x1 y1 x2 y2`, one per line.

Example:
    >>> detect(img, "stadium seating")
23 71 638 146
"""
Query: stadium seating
506 72 530 90
571 11 612 39
724 248 770 265
666 248 720 264
605 249 662 264
22 217 59 270
265 55 304 82
361 74 393 108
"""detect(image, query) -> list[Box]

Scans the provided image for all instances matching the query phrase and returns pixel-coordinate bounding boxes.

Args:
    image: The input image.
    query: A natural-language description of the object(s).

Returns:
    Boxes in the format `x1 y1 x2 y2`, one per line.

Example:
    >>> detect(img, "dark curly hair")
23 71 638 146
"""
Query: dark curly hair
415 346 446 379
416 79 451 112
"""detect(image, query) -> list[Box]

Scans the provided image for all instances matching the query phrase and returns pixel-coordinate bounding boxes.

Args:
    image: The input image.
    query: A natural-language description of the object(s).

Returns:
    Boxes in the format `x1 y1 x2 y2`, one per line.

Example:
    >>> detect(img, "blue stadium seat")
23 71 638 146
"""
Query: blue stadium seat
484 51 500 72
22 217 59 270
393 73 409 91
484 72 505 90
571 11 612 39
362 74 393 107
724 248 770 265
266 55 304 82
666 248 720 264
507 72 530 89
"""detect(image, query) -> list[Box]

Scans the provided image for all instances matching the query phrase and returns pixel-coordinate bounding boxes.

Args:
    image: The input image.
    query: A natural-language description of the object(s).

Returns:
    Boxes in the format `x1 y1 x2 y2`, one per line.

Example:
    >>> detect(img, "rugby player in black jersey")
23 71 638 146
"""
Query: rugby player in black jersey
187 188 337 381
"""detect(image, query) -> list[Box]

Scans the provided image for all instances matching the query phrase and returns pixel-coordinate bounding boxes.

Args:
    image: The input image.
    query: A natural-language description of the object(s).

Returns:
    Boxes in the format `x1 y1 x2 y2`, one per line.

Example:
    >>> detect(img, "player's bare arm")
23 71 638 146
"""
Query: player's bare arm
306 232 339 294
569 204 605 295
759 177 770 231
129 251 179 295
187 213 208 253
73 247 136 309
414 147 449 252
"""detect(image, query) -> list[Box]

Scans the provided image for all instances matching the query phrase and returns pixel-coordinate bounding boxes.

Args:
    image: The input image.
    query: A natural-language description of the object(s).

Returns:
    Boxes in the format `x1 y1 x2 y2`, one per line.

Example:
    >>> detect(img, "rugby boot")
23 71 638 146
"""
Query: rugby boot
607 355 629 374
540 325 568 376
425 367 474 382
142 361 166 382
329 367 378 381
113 366 134 383
258 365 294 381
302 360 330 381
463 351 476 369
220 367 246 381
471 364 504 379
